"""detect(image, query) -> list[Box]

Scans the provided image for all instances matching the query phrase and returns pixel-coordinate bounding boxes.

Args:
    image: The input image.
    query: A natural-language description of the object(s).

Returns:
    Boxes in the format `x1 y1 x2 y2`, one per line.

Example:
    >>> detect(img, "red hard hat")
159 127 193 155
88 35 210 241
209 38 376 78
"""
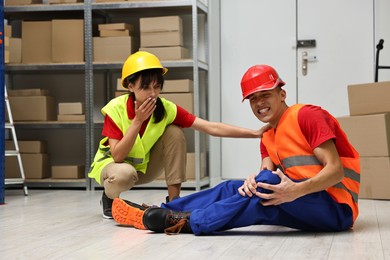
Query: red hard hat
240 65 285 101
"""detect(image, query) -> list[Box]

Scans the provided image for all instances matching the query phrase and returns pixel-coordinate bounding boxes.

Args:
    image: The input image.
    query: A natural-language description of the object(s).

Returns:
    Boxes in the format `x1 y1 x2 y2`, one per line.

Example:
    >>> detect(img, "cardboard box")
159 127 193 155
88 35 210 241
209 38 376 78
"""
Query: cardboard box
48 0 83 3
95 0 126 2
100 29 131 37
337 114 390 157
5 140 47 153
5 50 10 64
8 88 50 97
5 25 12 37
348 81 390 116
140 16 182 33
52 19 84 63
57 114 85 121
5 154 50 179
139 46 189 60
98 23 133 32
52 165 85 179
163 79 193 93
140 31 183 47
5 0 41 5
9 38 22 64
160 93 193 113
4 156 21 179
185 153 206 179
4 36 10 47
22 21 52 64
360 157 390 199
93 36 137 62
9 96 56 121
117 78 124 90
58 102 84 115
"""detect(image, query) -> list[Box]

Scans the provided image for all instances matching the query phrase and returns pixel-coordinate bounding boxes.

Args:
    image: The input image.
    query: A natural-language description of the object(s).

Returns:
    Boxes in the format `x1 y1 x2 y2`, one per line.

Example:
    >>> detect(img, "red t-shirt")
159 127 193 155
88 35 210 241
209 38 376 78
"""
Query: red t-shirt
260 105 355 159
102 95 196 139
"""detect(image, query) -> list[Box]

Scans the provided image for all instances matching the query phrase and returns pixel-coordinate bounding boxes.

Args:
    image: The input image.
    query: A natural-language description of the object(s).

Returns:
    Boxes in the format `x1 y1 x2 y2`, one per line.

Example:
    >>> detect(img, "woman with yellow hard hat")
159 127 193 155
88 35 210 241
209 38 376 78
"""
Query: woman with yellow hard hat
89 51 264 220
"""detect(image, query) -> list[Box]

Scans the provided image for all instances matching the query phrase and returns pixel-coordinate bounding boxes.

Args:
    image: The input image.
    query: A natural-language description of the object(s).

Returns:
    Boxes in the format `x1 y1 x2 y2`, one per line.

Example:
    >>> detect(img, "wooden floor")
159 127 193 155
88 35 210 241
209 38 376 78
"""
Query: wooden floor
1 188 390 260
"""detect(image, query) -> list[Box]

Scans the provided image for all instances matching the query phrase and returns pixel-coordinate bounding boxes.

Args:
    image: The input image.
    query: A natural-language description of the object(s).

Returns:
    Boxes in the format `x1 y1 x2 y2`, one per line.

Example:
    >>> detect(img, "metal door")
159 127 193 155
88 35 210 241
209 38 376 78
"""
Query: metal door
296 0 374 117
220 0 374 179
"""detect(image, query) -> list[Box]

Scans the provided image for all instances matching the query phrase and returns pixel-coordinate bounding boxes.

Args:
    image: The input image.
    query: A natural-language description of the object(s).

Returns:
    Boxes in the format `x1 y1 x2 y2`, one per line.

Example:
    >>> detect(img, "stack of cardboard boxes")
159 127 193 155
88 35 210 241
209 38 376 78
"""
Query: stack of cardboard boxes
48 0 83 3
8 18 85 117
337 81 390 199
5 140 50 179
4 0 41 6
160 79 194 114
8 88 56 121
21 19 84 64
4 25 22 64
139 16 189 60
95 0 126 2
93 23 138 62
57 102 85 122
5 0 82 4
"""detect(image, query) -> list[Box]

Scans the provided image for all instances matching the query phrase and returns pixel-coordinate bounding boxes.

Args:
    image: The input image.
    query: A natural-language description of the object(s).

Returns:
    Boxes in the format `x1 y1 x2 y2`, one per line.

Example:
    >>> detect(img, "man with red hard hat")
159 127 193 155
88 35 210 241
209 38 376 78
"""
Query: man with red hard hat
112 64 360 235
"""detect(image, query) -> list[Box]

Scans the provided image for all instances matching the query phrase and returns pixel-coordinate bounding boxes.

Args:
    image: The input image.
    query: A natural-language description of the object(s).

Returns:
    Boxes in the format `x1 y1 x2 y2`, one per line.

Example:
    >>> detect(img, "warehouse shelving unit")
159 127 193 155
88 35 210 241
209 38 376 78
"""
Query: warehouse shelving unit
4 2 88 189
4 0 210 191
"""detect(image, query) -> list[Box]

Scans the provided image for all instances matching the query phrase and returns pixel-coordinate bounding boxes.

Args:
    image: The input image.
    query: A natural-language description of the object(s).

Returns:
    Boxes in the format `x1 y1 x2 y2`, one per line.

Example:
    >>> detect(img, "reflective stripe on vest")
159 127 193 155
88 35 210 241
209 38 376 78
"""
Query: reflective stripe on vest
97 147 144 165
281 155 359 203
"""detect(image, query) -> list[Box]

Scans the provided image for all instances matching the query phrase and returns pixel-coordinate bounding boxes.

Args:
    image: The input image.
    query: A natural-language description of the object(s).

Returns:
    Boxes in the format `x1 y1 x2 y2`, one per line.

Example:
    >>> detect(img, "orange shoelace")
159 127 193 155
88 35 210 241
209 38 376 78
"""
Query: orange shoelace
164 219 188 235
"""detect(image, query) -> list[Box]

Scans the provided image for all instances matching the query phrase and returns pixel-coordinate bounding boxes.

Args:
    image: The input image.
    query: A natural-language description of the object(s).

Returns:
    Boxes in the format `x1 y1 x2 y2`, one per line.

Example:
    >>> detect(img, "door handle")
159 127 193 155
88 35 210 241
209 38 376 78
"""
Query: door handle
302 51 318 76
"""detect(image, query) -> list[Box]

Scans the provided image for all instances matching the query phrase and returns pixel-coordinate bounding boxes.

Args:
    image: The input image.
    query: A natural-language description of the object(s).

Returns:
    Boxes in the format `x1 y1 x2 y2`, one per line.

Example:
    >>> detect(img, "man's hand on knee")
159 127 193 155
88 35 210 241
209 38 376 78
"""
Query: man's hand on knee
238 173 257 197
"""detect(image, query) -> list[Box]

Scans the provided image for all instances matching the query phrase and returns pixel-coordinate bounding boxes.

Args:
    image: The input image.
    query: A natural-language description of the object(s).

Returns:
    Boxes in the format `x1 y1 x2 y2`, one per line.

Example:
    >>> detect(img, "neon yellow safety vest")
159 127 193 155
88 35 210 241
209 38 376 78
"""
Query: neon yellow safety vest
88 94 177 184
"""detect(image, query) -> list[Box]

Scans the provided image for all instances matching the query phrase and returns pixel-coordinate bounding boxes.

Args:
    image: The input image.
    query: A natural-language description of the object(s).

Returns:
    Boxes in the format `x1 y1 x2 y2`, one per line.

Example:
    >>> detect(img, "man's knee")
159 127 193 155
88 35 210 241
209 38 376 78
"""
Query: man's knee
255 170 281 194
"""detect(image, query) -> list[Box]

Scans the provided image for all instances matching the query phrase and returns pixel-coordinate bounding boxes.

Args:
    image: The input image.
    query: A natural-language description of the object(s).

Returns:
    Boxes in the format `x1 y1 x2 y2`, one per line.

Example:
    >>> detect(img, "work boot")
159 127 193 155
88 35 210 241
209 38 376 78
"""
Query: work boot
101 192 146 220
101 192 114 219
143 207 192 235
112 198 147 229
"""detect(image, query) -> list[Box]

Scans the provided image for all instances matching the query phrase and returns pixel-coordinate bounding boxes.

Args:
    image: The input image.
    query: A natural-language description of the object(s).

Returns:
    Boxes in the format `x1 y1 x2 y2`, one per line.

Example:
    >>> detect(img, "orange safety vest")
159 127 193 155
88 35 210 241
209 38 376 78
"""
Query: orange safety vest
262 104 360 222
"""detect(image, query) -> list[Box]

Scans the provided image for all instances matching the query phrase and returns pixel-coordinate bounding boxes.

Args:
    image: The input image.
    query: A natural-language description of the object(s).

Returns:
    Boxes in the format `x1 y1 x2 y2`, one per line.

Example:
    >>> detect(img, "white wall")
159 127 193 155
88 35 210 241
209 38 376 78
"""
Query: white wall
375 0 390 81
208 0 390 183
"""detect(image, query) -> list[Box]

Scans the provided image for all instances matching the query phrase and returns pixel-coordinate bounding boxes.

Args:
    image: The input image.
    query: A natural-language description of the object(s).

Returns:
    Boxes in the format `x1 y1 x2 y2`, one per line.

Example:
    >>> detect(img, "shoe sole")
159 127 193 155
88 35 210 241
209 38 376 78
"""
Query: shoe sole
102 214 113 220
112 198 146 230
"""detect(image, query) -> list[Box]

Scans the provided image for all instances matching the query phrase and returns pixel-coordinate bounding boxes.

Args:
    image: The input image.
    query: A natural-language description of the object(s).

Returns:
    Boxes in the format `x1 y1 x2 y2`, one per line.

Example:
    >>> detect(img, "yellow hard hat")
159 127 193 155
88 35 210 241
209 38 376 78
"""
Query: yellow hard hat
121 51 168 88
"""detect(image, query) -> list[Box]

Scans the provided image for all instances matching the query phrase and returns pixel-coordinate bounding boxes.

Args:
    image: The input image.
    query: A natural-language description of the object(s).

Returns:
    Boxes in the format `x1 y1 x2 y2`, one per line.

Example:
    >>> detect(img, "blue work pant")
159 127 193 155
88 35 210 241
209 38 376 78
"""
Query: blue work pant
162 170 353 235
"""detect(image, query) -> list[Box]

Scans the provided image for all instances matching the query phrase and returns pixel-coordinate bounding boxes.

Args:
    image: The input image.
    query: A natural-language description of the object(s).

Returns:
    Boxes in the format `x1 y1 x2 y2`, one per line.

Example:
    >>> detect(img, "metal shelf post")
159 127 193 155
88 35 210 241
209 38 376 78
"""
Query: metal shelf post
1 0 5 204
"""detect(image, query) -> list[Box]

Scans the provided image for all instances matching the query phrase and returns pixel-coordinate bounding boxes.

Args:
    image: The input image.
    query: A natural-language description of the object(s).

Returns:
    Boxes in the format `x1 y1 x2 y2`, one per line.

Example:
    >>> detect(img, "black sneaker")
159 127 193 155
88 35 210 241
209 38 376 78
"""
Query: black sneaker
101 192 113 219
101 191 148 219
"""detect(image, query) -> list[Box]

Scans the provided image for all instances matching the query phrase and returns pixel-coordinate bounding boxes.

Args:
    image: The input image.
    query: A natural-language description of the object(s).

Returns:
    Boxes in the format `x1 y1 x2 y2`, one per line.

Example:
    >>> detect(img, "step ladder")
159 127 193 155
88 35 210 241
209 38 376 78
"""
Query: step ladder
4 86 28 196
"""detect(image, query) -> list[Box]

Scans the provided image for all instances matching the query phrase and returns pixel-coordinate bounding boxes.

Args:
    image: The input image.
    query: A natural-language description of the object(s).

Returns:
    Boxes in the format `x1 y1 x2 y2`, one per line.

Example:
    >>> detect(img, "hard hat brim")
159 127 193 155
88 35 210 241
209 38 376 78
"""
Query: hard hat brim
121 66 168 89
241 78 285 102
